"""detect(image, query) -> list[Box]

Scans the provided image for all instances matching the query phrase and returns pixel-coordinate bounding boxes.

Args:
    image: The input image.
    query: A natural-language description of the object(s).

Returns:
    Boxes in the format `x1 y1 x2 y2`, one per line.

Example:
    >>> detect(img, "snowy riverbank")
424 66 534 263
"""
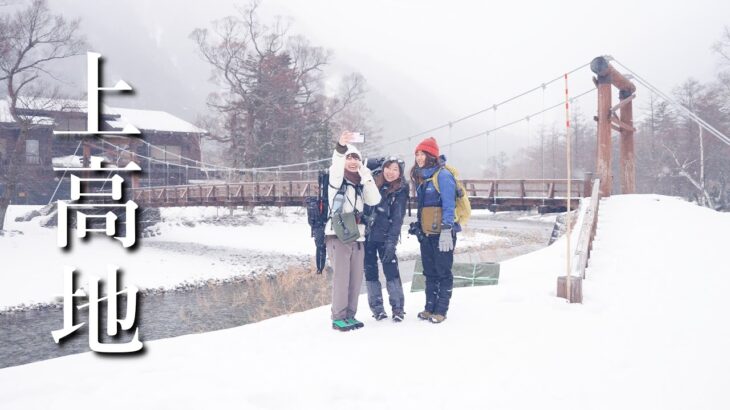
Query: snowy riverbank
1 195 728 409
0 205 505 310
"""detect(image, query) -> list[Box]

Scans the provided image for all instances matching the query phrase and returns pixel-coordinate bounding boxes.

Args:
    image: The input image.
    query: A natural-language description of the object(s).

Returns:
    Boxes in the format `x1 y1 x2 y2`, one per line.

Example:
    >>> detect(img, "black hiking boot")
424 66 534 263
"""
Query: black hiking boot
392 310 405 322
373 312 388 321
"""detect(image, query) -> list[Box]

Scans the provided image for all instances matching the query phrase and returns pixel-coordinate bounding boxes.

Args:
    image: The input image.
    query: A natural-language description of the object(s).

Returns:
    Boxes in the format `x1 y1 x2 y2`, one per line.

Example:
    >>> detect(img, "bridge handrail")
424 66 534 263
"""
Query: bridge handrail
127 179 586 189
126 178 592 203
573 178 601 279
460 178 584 183
126 180 316 192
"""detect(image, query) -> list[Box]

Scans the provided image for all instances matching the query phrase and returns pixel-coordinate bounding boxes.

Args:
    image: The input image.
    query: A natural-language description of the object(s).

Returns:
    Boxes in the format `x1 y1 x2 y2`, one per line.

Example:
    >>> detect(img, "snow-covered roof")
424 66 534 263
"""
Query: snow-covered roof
1 97 205 134
107 107 205 134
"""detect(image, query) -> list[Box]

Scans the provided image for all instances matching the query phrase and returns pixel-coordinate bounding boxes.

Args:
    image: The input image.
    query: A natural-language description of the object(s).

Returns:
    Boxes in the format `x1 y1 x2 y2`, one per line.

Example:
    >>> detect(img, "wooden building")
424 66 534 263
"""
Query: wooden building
0 99 206 204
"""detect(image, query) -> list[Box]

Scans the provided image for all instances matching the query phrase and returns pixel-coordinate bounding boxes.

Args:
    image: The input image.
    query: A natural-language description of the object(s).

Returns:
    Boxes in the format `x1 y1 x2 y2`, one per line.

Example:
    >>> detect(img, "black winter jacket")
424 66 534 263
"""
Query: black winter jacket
364 176 409 244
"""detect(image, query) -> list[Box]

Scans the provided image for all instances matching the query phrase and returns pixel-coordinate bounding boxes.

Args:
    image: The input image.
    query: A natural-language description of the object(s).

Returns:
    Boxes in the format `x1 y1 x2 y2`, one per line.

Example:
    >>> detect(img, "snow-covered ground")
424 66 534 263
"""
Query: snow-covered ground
150 206 503 257
1 194 728 409
0 206 503 310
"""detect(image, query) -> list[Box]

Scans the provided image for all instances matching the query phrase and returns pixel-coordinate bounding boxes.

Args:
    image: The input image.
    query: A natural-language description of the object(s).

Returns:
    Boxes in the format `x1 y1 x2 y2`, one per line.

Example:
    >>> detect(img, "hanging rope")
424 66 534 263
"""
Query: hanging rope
611 57 730 146
98 142 124 193
447 88 596 146
81 61 596 191
120 61 593 175
377 60 592 149
98 85 595 187
48 140 83 204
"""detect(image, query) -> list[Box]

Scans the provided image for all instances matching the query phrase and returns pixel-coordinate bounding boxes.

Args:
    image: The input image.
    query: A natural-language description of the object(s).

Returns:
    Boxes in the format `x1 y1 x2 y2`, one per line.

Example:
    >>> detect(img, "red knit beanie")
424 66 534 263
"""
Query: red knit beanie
415 137 439 158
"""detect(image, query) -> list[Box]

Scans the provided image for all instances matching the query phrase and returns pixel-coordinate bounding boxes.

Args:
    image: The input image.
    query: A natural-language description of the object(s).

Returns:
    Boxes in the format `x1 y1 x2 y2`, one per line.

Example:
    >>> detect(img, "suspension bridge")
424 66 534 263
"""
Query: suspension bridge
55 55 729 213
125 176 591 211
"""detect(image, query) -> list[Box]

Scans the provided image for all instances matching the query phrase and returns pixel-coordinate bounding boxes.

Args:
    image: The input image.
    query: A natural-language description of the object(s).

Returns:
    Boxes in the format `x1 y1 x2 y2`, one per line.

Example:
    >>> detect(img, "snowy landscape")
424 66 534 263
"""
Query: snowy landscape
0 205 506 311
1 0 730 408
1 194 728 409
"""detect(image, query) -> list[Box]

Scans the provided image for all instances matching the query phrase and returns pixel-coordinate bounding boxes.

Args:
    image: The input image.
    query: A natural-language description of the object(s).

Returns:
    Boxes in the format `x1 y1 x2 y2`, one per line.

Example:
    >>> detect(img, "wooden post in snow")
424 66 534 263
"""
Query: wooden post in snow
583 172 594 198
557 73 582 303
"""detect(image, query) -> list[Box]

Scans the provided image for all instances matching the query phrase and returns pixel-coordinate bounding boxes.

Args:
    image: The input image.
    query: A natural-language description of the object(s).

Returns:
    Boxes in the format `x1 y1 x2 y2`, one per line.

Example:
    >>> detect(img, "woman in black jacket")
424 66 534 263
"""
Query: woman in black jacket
363 157 409 322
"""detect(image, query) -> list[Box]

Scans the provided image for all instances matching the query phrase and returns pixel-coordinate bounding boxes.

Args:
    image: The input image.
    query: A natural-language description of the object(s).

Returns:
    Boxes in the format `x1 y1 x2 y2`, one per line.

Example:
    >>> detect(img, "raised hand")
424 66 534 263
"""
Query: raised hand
338 131 354 146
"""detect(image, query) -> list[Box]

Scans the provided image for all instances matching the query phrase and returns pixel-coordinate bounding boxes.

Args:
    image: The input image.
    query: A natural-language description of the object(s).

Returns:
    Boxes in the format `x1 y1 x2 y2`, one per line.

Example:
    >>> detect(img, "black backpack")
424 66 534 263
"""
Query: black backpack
306 169 363 229
305 170 332 274
306 170 330 230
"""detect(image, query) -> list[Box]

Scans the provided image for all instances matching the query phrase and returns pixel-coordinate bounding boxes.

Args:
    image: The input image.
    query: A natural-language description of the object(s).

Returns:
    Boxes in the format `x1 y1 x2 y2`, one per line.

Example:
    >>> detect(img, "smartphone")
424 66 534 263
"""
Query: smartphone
350 132 365 143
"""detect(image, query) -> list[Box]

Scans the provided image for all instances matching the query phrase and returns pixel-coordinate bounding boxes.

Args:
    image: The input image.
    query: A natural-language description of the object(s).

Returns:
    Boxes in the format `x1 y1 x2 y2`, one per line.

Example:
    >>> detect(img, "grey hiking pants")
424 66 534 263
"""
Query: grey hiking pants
326 236 364 320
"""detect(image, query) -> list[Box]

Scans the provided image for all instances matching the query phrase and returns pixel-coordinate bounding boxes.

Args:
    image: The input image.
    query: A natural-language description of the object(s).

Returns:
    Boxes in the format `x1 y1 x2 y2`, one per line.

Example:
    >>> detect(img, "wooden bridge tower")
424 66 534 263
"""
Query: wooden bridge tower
590 56 637 197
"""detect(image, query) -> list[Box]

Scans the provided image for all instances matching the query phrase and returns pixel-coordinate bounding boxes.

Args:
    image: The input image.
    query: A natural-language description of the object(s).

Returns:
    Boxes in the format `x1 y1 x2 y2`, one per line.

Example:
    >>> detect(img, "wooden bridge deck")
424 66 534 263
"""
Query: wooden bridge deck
126 178 589 211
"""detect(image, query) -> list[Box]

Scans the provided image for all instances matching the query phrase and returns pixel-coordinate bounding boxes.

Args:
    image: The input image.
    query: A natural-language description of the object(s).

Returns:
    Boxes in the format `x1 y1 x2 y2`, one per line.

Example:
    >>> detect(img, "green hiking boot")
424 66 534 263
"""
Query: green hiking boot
332 319 355 331
345 318 364 329
417 311 432 320
429 314 446 324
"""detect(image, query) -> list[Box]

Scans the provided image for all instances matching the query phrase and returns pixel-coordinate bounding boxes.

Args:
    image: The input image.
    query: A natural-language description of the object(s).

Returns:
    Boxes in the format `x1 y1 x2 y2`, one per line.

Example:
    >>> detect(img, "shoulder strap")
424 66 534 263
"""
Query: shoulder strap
427 167 445 193
328 180 362 219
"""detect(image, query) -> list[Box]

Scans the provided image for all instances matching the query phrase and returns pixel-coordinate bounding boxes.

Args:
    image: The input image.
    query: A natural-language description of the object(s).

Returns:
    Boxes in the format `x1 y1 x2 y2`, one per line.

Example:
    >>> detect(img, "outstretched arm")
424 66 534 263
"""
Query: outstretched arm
328 131 354 190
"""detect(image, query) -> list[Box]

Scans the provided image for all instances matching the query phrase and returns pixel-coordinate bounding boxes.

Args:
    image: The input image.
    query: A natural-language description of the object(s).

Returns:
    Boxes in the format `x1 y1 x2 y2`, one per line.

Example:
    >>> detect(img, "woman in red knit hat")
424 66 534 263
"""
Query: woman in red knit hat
409 137 459 324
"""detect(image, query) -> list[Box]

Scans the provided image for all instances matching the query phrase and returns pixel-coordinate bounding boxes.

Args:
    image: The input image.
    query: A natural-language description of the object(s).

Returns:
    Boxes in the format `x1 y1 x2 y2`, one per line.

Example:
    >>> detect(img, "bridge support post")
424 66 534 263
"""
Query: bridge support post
619 91 635 194
595 76 613 197
591 56 637 197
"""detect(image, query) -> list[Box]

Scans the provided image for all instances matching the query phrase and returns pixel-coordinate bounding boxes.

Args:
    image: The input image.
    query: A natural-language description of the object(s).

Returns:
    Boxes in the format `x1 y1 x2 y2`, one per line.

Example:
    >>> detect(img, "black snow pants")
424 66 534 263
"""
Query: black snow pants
419 231 456 316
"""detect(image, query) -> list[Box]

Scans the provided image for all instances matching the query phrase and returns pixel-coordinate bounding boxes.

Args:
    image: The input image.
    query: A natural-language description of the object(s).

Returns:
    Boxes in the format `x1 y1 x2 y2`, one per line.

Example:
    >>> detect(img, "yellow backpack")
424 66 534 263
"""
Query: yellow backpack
430 165 472 227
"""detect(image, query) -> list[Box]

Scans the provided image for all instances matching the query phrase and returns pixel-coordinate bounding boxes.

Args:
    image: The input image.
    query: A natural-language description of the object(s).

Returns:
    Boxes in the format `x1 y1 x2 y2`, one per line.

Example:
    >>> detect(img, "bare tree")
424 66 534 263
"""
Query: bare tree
644 77 730 210
711 26 730 208
0 0 85 230
660 136 714 208
190 0 366 169
659 80 714 207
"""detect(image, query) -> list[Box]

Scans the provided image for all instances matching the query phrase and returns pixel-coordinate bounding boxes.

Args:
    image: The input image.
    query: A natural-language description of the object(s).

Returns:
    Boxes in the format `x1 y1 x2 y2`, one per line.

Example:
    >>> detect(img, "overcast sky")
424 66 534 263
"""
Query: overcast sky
41 0 730 162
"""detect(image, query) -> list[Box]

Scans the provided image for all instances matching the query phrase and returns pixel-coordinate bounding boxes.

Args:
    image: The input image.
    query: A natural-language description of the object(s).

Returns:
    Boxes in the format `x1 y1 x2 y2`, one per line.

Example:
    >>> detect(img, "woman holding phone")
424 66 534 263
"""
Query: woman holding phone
326 131 381 331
